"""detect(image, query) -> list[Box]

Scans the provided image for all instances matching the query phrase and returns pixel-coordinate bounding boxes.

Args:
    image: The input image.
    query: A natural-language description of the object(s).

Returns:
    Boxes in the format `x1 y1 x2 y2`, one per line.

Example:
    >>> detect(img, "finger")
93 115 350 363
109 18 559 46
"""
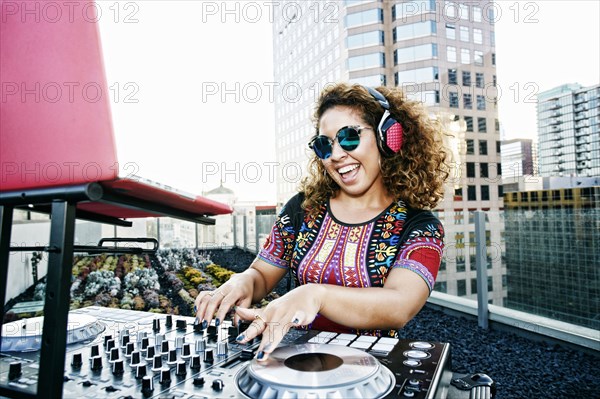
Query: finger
233 297 252 327
214 289 237 326
203 291 228 327
234 307 267 344
255 320 292 362
195 291 216 328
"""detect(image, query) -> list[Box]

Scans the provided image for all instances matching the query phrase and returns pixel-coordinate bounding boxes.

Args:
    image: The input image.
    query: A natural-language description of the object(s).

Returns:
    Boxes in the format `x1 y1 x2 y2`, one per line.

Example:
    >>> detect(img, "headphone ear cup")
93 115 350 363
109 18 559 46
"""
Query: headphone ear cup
384 121 404 153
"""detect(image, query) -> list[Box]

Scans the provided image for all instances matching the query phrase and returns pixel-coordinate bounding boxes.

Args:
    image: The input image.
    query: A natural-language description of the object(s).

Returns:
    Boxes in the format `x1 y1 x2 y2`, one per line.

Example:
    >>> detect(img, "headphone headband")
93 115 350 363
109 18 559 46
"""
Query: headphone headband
364 86 404 156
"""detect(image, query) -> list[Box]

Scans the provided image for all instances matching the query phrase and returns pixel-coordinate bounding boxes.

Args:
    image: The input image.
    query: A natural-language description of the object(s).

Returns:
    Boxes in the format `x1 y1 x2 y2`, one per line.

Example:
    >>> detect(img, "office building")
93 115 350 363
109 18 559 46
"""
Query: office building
537 83 600 177
272 0 505 303
503 183 600 330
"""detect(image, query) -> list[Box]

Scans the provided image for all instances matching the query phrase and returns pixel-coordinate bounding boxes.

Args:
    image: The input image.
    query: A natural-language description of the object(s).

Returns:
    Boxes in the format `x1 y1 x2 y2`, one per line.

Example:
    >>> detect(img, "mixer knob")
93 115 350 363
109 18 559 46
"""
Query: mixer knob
195 338 206 353
119 328 130 341
135 364 147 379
141 375 154 395
167 349 178 366
125 342 135 357
212 379 224 391
175 336 185 349
402 391 416 398
240 349 254 361
130 351 142 367
161 340 170 355
105 338 116 353
120 334 130 348
140 337 150 352
90 356 103 371
8 362 22 380
103 335 113 345
193 377 205 386
71 353 83 368
112 359 124 375
207 325 217 337
109 347 120 363
409 379 420 386
181 343 192 359
155 333 164 347
190 355 201 370
176 319 187 330
159 368 171 384
217 341 228 356
175 360 187 376
145 346 156 361
137 331 148 342
204 348 214 363
151 354 163 372
166 315 173 328
153 318 161 332
193 322 204 333
90 344 99 357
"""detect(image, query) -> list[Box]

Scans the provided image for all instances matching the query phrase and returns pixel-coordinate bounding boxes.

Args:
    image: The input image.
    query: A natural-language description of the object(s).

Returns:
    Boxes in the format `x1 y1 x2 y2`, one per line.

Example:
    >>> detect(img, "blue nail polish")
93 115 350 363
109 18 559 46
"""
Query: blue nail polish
193 305 197 313
236 334 245 342
215 318 220 327
292 318 299 324
257 351 264 360
201 320 208 329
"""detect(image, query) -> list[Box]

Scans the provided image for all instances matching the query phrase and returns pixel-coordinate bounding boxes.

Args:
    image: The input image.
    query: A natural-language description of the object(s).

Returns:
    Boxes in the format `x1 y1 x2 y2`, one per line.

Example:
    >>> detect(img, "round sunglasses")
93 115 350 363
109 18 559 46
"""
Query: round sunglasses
308 125 372 160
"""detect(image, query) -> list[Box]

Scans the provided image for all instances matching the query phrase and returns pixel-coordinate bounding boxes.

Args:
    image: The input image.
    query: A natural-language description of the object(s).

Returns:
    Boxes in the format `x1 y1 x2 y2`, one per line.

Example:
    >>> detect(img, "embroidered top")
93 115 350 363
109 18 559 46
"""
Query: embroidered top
257 193 444 337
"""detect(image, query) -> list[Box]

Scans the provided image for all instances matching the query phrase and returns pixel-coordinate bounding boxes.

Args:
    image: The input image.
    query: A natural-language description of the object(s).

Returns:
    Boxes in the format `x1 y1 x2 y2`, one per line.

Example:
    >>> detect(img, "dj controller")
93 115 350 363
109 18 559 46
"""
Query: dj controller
0 307 489 399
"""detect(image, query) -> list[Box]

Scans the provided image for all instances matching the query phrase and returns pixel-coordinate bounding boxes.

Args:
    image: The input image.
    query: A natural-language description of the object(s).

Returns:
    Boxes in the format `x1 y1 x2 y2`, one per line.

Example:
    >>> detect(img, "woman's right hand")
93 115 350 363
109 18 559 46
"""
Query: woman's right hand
194 272 254 328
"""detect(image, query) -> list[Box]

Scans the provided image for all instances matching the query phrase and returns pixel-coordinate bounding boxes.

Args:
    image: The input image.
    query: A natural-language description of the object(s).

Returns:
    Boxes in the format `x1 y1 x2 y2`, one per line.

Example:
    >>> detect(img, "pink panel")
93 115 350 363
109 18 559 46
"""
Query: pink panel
0 0 118 191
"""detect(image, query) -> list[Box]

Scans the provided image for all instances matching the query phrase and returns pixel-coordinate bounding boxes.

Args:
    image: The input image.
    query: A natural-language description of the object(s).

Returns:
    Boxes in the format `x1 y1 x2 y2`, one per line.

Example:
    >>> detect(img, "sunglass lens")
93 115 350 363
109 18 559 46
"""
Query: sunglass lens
338 127 360 151
313 136 332 160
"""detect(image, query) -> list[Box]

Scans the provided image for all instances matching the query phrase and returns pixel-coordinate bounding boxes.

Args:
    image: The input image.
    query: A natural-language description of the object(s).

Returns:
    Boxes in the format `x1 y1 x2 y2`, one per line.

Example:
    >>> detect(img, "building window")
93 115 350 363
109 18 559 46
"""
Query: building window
473 6 482 22
461 48 470 64
468 185 476 201
471 278 478 294
565 188 573 200
496 141 501 154
457 255 466 272
478 117 487 132
465 116 473 132
394 21 436 42
348 52 385 71
476 72 484 88
393 0 435 19
481 185 490 200
347 30 384 49
495 119 500 131
459 26 469 41
487 276 493 292
466 162 475 178
351 74 386 87
448 68 457 84
474 50 484 66
397 67 439 84
457 279 466 296
449 92 459 108
447 46 457 62
434 281 447 293
492 53 496 65
446 23 456 40
480 163 489 178
477 95 486 110
395 44 438 64
462 71 471 86
463 93 472 109
531 191 538 201
345 8 383 28
490 31 496 46
473 28 483 44
479 140 488 155
552 190 561 200
466 139 474 154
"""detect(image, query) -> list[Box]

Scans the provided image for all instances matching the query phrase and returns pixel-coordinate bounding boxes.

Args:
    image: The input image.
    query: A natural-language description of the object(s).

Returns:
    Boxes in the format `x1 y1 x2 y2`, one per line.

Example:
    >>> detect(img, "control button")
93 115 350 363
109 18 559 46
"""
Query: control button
167 349 178 366
403 350 430 360
410 341 434 350
153 318 161 332
160 368 171 384
195 338 206 353
140 337 150 352
403 390 415 397
217 341 228 356
204 348 214 363
166 315 173 328
90 356 102 371
193 377 205 386
71 353 83 368
120 334 130 348
403 359 421 367
175 336 185 349
137 331 147 343
103 335 113 346
175 360 186 376
176 319 187 330
141 375 154 394
190 355 201 370
105 338 116 353
240 349 254 361
125 342 135 357
152 354 163 371
8 362 22 380
109 347 120 363
409 379 420 386
207 325 217 337
145 346 156 361
105 385 119 393
112 359 124 375
212 379 224 391
193 322 204 333
136 364 147 379
90 344 99 357
161 340 170 355
181 343 192 359
130 351 142 367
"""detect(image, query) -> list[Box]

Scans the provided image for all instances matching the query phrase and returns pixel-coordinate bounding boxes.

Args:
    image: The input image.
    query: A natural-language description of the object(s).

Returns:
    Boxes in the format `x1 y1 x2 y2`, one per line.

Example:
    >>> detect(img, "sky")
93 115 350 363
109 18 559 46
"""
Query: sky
97 1 600 203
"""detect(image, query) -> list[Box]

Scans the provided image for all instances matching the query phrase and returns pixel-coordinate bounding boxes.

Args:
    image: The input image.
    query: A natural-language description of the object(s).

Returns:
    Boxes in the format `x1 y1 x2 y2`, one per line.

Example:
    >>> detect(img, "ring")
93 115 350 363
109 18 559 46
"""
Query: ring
254 314 266 323
217 291 226 298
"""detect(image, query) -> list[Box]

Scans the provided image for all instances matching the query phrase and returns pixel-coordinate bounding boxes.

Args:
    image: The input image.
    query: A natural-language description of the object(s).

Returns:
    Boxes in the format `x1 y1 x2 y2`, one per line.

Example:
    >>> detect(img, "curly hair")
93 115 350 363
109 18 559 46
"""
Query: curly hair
299 83 449 214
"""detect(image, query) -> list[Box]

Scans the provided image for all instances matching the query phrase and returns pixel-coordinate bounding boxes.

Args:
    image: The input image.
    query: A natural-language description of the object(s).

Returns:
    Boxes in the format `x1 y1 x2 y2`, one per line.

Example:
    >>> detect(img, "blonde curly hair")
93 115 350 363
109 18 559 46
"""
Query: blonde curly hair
299 83 449 214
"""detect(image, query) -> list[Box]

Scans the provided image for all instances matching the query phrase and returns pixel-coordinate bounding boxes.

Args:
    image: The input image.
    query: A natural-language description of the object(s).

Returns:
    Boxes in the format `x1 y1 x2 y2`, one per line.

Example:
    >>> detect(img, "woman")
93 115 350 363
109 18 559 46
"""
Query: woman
194 83 449 361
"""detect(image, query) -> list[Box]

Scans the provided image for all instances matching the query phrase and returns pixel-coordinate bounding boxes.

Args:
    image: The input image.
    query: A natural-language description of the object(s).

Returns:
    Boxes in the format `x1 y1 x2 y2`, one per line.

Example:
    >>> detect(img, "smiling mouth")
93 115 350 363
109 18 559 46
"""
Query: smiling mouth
337 164 359 175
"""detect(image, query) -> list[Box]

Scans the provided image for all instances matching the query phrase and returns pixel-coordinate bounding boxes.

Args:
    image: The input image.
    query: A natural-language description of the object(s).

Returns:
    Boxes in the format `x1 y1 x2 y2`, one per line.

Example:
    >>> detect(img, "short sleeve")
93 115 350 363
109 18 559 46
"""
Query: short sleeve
392 217 444 293
256 193 303 269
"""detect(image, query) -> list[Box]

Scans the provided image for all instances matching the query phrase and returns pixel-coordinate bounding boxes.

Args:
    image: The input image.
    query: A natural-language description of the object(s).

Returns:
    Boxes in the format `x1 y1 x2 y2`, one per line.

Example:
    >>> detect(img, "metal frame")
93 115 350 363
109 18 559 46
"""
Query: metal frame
0 183 217 398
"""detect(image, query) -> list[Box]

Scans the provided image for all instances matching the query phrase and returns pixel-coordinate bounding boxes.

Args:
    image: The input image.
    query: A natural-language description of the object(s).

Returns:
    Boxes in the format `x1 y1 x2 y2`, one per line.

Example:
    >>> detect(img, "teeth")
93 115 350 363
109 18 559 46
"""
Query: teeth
338 164 359 174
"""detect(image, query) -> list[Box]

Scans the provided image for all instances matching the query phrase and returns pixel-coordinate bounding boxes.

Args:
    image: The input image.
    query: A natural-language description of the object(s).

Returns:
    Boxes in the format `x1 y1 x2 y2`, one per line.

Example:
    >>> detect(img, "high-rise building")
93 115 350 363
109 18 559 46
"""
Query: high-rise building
537 83 600 177
503 183 600 330
272 0 505 303
501 139 535 179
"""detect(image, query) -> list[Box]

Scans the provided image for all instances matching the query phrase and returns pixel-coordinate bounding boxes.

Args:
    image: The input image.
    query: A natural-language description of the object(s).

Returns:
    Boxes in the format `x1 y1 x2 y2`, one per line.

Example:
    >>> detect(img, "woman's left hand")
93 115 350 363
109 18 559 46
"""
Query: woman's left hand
234 284 324 361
